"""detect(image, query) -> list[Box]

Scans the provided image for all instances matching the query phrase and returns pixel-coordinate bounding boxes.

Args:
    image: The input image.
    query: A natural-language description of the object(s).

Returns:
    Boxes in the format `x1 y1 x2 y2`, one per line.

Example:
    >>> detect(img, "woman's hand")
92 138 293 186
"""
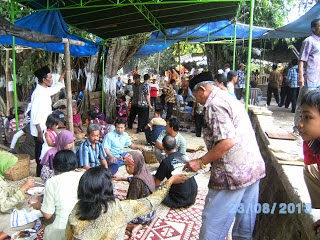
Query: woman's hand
168 174 188 185
20 178 35 193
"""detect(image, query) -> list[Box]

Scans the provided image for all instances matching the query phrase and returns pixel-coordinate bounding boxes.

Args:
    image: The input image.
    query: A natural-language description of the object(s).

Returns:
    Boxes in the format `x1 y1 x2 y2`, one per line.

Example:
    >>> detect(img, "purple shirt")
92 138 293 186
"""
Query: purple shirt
299 34 320 88
203 88 266 190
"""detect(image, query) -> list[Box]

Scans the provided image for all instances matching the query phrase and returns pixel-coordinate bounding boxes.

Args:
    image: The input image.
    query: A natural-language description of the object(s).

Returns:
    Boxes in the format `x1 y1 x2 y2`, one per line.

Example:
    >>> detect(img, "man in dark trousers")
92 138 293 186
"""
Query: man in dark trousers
154 135 198 208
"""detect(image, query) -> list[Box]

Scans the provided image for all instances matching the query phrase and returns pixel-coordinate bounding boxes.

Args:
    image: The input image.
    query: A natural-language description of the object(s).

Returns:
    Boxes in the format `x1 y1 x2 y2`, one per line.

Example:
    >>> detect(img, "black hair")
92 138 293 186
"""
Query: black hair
178 88 184 95
115 117 126 126
170 79 176 85
119 95 126 102
162 135 177 151
272 64 278 70
53 150 78 173
227 70 237 81
311 18 320 32
224 63 230 68
215 74 228 87
133 74 141 80
154 109 162 115
124 90 130 95
76 166 115 220
167 117 180 132
17 107 24 115
143 74 150 81
291 59 298 65
88 109 97 119
46 114 60 129
301 89 320 112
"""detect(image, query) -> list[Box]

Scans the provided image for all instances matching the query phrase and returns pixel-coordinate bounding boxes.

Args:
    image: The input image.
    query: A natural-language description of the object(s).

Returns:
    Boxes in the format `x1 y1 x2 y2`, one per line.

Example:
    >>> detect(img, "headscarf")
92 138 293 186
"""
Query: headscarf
94 104 106 122
0 151 17 179
73 106 82 124
125 151 155 193
40 130 76 166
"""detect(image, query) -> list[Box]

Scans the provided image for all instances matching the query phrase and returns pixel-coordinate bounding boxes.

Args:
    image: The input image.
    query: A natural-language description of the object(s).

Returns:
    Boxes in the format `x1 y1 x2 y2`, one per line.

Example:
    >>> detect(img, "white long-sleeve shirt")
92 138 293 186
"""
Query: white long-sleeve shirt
30 82 64 137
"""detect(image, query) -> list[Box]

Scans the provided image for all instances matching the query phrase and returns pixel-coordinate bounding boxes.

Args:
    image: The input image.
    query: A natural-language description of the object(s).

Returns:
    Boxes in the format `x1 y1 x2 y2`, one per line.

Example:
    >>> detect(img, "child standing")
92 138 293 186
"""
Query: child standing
115 151 156 238
39 114 60 161
71 106 83 134
298 89 320 232
116 96 128 122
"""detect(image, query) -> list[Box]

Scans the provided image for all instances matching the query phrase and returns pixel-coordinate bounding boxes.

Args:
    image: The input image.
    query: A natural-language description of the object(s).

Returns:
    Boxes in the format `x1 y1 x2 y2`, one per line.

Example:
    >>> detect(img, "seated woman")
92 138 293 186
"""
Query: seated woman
40 130 76 180
0 152 37 240
94 104 106 122
41 150 85 240
114 151 156 238
66 166 187 240
87 109 115 141
144 109 166 145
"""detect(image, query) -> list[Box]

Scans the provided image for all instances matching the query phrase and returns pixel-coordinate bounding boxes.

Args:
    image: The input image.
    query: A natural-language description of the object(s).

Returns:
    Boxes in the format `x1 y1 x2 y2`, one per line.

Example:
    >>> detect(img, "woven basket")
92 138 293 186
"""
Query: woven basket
4 154 30 181
143 150 158 164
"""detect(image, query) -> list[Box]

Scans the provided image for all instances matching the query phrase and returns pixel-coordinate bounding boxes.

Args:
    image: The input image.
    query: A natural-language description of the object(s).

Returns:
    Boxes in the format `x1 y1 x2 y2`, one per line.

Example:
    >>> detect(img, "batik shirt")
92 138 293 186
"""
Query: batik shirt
203 88 266 190
237 69 246 88
66 181 172 240
299 34 320 88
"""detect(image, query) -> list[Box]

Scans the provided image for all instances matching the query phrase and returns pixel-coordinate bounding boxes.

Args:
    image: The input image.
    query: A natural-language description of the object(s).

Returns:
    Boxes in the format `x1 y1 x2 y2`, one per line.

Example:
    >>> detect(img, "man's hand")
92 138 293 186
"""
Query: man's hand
20 178 35 193
298 75 304 87
183 159 201 172
109 156 116 164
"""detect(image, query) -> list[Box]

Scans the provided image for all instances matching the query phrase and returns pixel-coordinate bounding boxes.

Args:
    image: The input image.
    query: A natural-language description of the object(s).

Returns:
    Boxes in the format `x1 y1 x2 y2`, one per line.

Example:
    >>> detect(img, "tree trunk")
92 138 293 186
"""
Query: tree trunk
85 49 102 92
103 35 148 122
205 44 227 73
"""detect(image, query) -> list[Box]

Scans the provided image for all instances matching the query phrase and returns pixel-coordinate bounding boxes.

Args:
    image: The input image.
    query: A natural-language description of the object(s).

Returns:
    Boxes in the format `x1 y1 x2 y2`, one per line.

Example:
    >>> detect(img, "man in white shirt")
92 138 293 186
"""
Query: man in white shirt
31 65 65 176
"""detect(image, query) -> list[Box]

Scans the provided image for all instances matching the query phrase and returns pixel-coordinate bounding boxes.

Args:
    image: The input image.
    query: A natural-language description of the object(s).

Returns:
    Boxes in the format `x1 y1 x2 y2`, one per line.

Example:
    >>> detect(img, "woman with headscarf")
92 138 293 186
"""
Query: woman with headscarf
0 152 38 239
94 104 106 122
40 130 76 180
123 151 156 238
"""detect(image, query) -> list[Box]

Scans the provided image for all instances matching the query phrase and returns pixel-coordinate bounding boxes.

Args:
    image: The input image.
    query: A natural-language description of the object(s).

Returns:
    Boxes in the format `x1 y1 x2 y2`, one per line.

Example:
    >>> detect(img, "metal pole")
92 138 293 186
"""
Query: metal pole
245 0 255 111
64 40 74 135
102 49 105 113
232 22 237 70
11 1 18 132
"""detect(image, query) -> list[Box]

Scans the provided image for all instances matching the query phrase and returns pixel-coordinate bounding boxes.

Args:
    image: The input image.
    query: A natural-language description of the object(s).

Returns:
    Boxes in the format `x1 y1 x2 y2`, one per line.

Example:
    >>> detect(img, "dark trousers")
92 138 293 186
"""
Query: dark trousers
34 136 43 177
287 87 300 112
267 85 279 105
138 107 149 132
279 86 290 107
194 113 204 137
150 97 157 109
128 104 139 129
166 102 174 121
235 88 244 100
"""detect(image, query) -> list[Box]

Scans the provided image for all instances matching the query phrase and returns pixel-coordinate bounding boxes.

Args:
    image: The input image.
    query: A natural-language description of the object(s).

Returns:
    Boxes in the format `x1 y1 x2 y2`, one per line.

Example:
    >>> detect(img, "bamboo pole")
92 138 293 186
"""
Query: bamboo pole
245 0 255 111
5 50 12 115
64 40 74 136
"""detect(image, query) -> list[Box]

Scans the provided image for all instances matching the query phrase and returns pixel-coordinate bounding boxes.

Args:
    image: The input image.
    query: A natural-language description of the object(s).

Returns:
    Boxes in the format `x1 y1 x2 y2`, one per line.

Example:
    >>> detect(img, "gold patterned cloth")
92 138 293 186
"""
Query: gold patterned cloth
65 181 172 240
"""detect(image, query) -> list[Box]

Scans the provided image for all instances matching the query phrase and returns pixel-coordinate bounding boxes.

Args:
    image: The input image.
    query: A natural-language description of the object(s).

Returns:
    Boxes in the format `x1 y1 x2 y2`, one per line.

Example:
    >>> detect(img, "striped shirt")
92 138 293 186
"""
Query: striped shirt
286 65 299 88
77 139 107 167
165 86 176 103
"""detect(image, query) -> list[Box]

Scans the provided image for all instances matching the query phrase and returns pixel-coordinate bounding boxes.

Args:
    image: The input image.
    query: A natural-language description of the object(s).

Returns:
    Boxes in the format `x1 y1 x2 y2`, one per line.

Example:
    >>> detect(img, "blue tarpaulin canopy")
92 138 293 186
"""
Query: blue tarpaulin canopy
134 20 270 58
0 10 99 57
261 2 320 39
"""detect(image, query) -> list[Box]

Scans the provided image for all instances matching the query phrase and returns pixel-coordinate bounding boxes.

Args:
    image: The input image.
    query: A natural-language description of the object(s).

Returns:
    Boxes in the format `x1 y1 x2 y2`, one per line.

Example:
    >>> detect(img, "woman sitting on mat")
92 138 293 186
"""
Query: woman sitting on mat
66 166 187 240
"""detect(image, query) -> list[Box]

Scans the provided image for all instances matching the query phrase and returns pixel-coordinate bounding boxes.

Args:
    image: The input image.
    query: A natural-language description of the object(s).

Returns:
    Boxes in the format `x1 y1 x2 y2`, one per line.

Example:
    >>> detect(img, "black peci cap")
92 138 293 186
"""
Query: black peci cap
34 65 50 81
189 71 213 91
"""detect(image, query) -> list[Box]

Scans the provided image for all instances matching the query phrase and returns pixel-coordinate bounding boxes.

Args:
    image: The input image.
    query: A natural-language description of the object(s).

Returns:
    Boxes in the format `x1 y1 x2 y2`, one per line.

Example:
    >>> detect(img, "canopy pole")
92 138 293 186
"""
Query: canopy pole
5 50 13 115
245 0 255 111
64 40 74 136
11 1 19 132
232 22 237 70
102 48 105 113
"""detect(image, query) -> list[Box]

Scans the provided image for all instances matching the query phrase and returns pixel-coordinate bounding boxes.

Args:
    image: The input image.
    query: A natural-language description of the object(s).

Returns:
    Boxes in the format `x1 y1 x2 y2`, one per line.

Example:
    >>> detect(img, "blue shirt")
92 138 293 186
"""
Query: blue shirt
286 65 299 88
102 130 132 158
77 139 107 167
